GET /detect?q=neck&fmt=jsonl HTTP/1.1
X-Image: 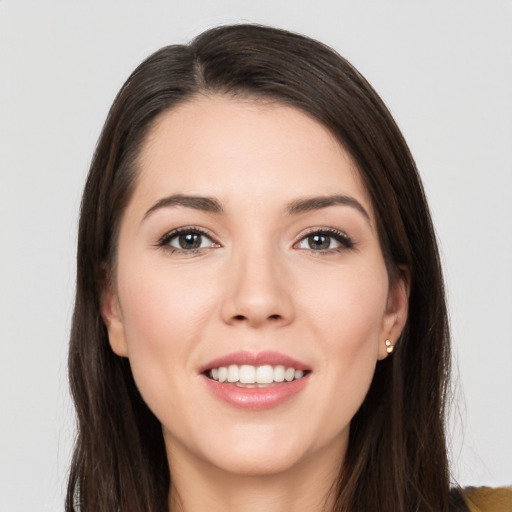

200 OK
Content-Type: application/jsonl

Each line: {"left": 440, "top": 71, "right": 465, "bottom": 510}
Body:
{"left": 166, "top": 440, "right": 344, "bottom": 512}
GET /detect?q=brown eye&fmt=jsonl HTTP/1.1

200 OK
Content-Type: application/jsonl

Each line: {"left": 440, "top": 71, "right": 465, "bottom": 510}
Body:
{"left": 164, "top": 229, "right": 217, "bottom": 251}
{"left": 295, "top": 229, "right": 354, "bottom": 252}
{"left": 176, "top": 233, "right": 203, "bottom": 250}
{"left": 307, "top": 234, "right": 331, "bottom": 250}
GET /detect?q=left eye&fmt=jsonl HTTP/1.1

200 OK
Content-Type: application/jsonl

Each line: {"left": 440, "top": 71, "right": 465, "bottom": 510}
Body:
{"left": 295, "top": 231, "right": 353, "bottom": 251}
{"left": 165, "top": 231, "right": 216, "bottom": 251}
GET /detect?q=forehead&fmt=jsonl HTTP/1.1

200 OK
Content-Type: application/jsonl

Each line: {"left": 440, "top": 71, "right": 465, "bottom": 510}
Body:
{"left": 133, "top": 95, "right": 373, "bottom": 216}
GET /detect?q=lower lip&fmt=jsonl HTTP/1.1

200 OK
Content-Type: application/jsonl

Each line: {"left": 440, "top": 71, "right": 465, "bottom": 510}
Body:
{"left": 202, "top": 374, "right": 310, "bottom": 411}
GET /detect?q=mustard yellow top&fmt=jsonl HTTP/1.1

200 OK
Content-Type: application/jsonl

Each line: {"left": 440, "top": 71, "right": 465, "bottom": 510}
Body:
{"left": 463, "top": 486, "right": 512, "bottom": 512}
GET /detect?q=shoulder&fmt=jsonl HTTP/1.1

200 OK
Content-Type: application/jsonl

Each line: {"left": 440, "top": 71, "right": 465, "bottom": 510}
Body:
{"left": 462, "top": 486, "right": 512, "bottom": 512}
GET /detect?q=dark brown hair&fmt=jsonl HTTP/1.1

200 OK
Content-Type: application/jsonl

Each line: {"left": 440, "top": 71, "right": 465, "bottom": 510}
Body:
{"left": 67, "top": 24, "right": 458, "bottom": 512}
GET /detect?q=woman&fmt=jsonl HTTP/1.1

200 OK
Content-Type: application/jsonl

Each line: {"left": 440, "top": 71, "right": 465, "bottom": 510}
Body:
{"left": 66, "top": 24, "right": 508, "bottom": 511}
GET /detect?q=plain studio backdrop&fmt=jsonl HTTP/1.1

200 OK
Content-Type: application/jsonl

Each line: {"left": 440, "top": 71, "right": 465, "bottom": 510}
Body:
{"left": 1, "top": 2, "right": 511, "bottom": 511}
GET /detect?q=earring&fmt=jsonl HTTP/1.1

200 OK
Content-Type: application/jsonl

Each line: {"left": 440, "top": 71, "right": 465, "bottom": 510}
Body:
{"left": 385, "top": 339, "right": 394, "bottom": 354}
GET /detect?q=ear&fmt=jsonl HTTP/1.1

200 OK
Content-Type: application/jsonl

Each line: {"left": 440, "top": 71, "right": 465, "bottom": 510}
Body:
{"left": 378, "top": 268, "right": 410, "bottom": 360}
{"left": 101, "top": 279, "right": 129, "bottom": 357}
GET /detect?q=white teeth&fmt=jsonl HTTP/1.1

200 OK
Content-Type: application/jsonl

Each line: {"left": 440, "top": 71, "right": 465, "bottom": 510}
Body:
{"left": 218, "top": 367, "right": 228, "bottom": 383}
{"left": 239, "top": 365, "right": 256, "bottom": 384}
{"left": 255, "top": 365, "right": 273, "bottom": 384}
{"left": 274, "top": 365, "right": 285, "bottom": 382}
{"left": 227, "top": 364, "right": 239, "bottom": 382}
{"left": 284, "top": 367, "right": 295, "bottom": 382}
{"left": 208, "top": 364, "right": 306, "bottom": 384}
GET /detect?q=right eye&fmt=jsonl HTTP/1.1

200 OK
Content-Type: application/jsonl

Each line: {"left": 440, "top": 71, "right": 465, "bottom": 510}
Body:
{"left": 158, "top": 228, "right": 219, "bottom": 253}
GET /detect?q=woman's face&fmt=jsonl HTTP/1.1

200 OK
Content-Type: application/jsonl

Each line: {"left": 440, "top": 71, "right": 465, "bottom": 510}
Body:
{"left": 103, "top": 96, "right": 408, "bottom": 479}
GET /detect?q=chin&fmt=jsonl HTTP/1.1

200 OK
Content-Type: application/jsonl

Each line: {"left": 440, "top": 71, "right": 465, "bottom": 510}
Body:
{"left": 207, "top": 445, "right": 308, "bottom": 477}
{"left": 189, "top": 421, "right": 346, "bottom": 479}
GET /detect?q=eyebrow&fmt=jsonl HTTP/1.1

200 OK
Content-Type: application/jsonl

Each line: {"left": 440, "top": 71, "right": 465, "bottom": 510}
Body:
{"left": 142, "top": 193, "right": 370, "bottom": 222}
{"left": 286, "top": 195, "right": 370, "bottom": 221}
{"left": 143, "top": 194, "right": 224, "bottom": 220}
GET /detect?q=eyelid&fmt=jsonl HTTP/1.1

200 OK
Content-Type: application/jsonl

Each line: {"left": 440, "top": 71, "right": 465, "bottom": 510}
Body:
{"left": 156, "top": 225, "right": 221, "bottom": 251}
{"left": 293, "top": 227, "right": 355, "bottom": 251}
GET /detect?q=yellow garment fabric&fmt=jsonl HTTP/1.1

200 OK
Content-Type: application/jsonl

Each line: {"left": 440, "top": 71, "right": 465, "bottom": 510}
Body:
{"left": 463, "top": 486, "right": 512, "bottom": 512}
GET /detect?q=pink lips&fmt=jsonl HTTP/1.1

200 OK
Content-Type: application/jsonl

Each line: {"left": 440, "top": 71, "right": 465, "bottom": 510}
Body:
{"left": 200, "top": 350, "right": 311, "bottom": 411}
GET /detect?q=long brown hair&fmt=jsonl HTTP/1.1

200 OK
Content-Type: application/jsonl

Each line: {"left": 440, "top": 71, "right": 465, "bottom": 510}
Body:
{"left": 67, "top": 24, "right": 458, "bottom": 511}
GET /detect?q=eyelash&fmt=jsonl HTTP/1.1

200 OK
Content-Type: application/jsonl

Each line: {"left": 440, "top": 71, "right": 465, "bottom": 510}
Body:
{"left": 294, "top": 227, "right": 355, "bottom": 254}
{"left": 156, "top": 226, "right": 355, "bottom": 255}
{"left": 156, "top": 226, "right": 218, "bottom": 255}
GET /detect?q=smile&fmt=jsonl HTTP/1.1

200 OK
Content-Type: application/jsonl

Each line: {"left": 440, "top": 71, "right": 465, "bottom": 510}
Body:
{"left": 201, "top": 351, "right": 311, "bottom": 410}
{"left": 207, "top": 364, "right": 306, "bottom": 386}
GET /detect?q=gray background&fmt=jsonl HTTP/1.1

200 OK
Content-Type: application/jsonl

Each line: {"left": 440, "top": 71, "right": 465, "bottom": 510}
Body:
{"left": 1, "top": 1, "right": 511, "bottom": 510}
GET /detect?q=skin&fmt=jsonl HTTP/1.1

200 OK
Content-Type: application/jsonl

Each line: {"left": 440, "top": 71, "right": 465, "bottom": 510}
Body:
{"left": 102, "top": 96, "right": 408, "bottom": 512}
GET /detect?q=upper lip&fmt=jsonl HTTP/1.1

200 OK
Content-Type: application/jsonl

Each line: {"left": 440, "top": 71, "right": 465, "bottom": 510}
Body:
{"left": 199, "top": 350, "right": 310, "bottom": 373}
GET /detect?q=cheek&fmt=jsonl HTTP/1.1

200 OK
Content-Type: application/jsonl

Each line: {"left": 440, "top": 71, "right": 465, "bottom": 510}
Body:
{"left": 299, "top": 261, "right": 389, "bottom": 346}
{"left": 297, "top": 262, "right": 388, "bottom": 429}
{"left": 119, "top": 260, "right": 215, "bottom": 347}
{"left": 114, "top": 262, "right": 217, "bottom": 409}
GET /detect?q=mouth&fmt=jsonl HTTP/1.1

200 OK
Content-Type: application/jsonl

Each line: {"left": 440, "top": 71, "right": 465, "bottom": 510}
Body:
{"left": 204, "top": 364, "right": 309, "bottom": 387}
{"left": 200, "top": 351, "right": 311, "bottom": 410}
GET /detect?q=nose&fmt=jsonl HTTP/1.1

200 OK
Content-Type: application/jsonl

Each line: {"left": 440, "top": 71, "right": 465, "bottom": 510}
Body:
{"left": 220, "top": 247, "right": 295, "bottom": 328}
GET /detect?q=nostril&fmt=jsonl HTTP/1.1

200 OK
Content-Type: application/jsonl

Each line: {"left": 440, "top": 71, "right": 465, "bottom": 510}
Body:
{"left": 268, "top": 314, "right": 281, "bottom": 320}
{"left": 234, "top": 315, "right": 245, "bottom": 321}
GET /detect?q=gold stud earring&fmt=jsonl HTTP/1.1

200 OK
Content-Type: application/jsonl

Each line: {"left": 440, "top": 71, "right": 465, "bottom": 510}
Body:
{"left": 385, "top": 339, "right": 394, "bottom": 354}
